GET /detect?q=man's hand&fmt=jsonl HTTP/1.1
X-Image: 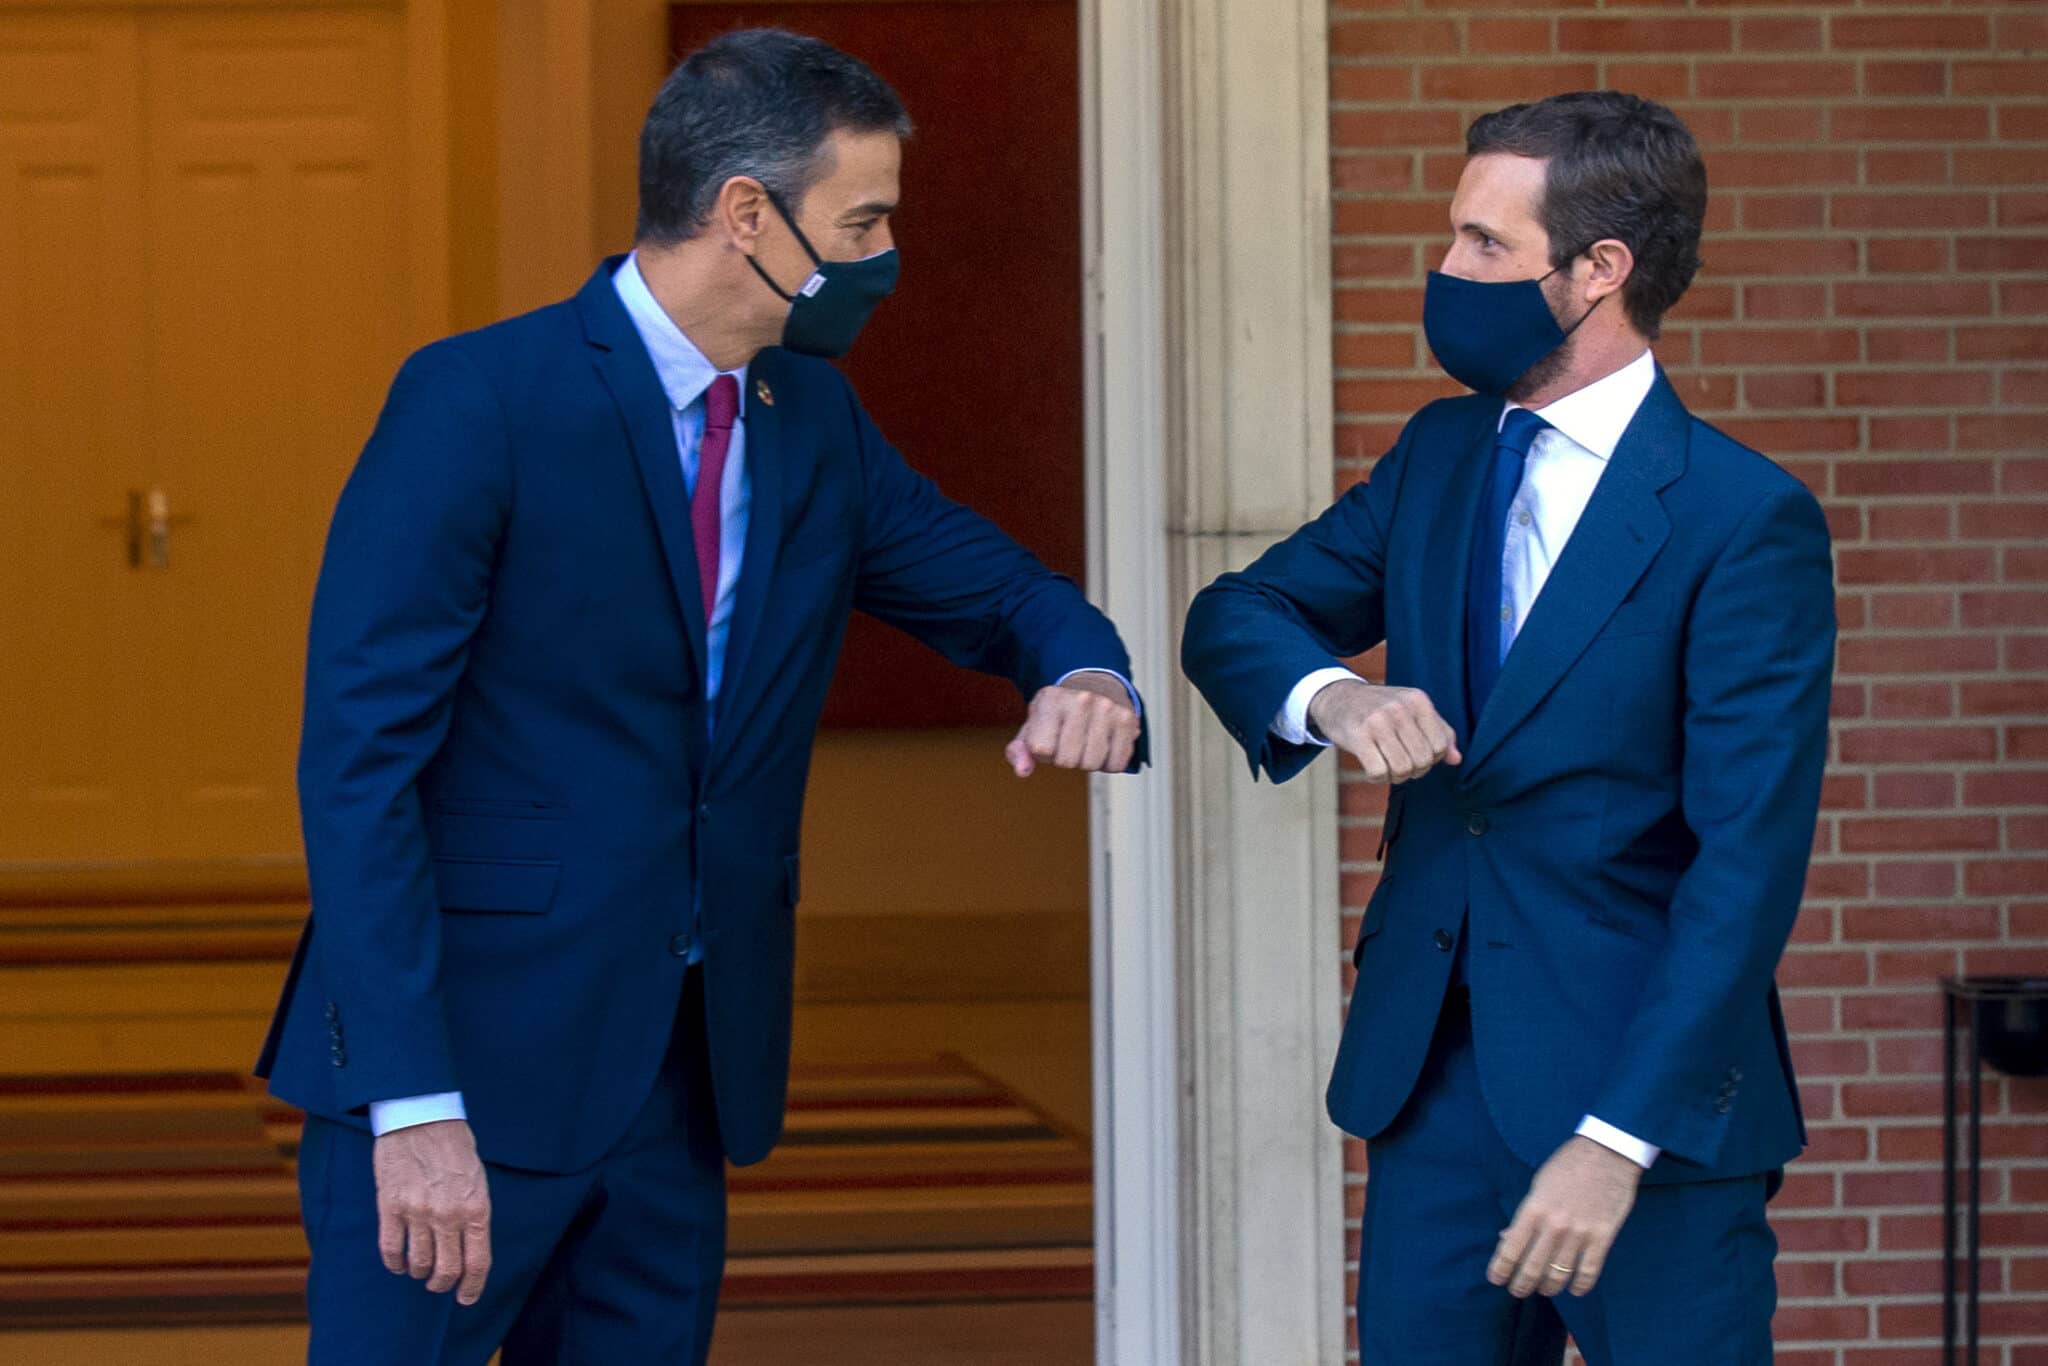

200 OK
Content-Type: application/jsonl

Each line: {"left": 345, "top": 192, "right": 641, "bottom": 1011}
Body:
{"left": 1307, "top": 679, "right": 1461, "bottom": 783}
{"left": 373, "top": 1119, "right": 493, "bottom": 1306}
{"left": 1488, "top": 1135, "right": 1643, "bottom": 1299}
{"left": 1006, "top": 674, "right": 1140, "bottom": 776}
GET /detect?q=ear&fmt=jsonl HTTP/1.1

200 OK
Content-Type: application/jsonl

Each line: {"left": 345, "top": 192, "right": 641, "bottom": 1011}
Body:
{"left": 1579, "top": 237, "right": 1635, "bottom": 305}
{"left": 716, "top": 176, "right": 773, "bottom": 255}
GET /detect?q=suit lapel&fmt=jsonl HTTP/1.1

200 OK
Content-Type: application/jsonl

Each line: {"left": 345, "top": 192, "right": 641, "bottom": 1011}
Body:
{"left": 1461, "top": 371, "right": 1688, "bottom": 778}
{"left": 576, "top": 261, "right": 709, "bottom": 677}
{"left": 1425, "top": 409, "right": 1505, "bottom": 744}
{"left": 710, "top": 352, "right": 790, "bottom": 755}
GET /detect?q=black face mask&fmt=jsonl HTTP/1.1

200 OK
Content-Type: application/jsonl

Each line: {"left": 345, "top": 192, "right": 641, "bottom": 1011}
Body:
{"left": 745, "top": 192, "right": 899, "bottom": 359}
{"left": 1422, "top": 263, "right": 1601, "bottom": 397}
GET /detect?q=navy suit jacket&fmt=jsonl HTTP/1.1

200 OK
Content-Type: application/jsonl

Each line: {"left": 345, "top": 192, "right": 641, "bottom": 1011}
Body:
{"left": 258, "top": 260, "right": 1142, "bottom": 1173}
{"left": 1182, "top": 373, "right": 1834, "bottom": 1183}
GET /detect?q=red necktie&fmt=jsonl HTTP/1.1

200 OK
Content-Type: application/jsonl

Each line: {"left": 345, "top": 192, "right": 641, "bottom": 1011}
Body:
{"left": 692, "top": 374, "right": 740, "bottom": 623}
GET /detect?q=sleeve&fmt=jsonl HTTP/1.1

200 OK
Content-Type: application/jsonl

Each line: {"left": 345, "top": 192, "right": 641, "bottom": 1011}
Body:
{"left": 1180, "top": 416, "right": 1421, "bottom": 784}
{"left": 1585, "top": 484, "right": 1837, "bottom": 1165}
{"left": 844, "top": 383, "right": 1147, "bottom": 769}
{"left": 295, "top": 342, "right": 512, "bottom": 1113}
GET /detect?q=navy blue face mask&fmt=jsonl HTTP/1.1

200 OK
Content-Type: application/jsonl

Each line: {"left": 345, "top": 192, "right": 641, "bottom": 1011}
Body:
{"left": 746, "top": 191, "right": 899, "bottom": 359}
{"left": 1422, "top": 266, "right": 1600, "bottom": 397}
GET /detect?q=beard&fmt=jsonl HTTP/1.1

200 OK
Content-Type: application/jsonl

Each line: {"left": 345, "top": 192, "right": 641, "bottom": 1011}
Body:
{"left": 1505, "top": 271, "right": 1590, "bottom": 404}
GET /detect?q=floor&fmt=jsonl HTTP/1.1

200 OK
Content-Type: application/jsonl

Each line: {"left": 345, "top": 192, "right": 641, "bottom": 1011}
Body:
{"left": 0, "top": 957, "right": 1096, "bottom": 1365}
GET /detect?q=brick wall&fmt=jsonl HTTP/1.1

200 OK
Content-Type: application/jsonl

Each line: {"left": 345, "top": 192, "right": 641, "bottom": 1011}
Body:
{"left": 1327, "top": 2, "right": 2048, "bottom": 1360}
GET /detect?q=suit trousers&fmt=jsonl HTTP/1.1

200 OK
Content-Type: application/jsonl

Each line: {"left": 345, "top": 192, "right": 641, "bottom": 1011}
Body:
{"left": 299, "top": 971, "right": 727, "bottom": 1366}
{"left": 1357, "top": 989, "right": 1778, "bottom": 1366}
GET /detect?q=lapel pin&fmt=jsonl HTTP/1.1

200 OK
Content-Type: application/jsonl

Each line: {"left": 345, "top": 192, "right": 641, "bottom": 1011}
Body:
{"left": 754, "top": 378, "right": 775, "bottom": 407}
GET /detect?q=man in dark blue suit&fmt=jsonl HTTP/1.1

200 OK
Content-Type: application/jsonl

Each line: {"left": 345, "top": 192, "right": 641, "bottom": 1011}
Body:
{"left": 1183, "top": 93, "right": 1834, "bottom": 1364}
{"left": 256, "top": 30, "right": 1144, "bottom": 1364}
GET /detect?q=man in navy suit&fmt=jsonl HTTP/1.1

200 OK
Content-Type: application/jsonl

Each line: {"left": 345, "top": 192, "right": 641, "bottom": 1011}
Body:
{"left": 1183, "top": 93, "right": 1834, "bottom": 1364}
{"left": 257, "top": 30, "right": 1144, "bottom": 1364}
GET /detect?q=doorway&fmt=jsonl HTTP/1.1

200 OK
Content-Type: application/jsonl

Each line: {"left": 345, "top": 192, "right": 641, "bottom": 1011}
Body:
{"left": 665, "top": 6, "right": 1096, "bottom": 1361}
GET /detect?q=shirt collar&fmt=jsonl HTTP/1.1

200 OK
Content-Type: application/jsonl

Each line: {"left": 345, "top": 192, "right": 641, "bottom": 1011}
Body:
{"left": 612, "top": 251, "right": 749, "bottom": 414}
{"left": 1501, "top": 348, "right": 1657, "bottom": 462}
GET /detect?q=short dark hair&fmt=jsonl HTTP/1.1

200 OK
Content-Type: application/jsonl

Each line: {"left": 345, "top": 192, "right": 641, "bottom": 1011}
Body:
{"left": 1466, "top": 91, "right": 1706, "bottom": 339}
{"left": 637, "top": 29, "right": 912, "bottom": 247}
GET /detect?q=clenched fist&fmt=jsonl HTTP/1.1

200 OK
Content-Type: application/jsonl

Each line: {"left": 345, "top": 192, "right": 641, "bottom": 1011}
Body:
{"left": 1307, "top": 679, "right": 1461, "bottom": 784}
{"left": 1005, "top": 673, "right": 1141, "bottom": 777}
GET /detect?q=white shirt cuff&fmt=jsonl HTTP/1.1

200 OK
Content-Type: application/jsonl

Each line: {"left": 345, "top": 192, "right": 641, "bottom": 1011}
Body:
{"left": 1058, "top": 668, "right": 1143, "bottom": 720}
{"left": 1271, "top": 667, "right": 1361, "bottom": 746}
{"left": 1576, "top": 1115, "right": 1660, "bottom": 1169}
{"left": 369, "top": 1091, "right": 468, "bottom": 1137}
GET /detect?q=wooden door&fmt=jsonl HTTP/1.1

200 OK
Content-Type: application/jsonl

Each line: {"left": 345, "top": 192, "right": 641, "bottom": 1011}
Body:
{"left": 0, "top": 14, "right": 155, "bottom": 861}
{"left": 0, "top": 4, "right": 412, "bottom": 870}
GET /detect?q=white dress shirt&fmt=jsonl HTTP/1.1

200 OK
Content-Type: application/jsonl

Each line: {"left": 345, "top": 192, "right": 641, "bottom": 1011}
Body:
{"left": 370, "top": 256, "right": 1138, "bottom": 1139}
{"left": 1272, "top": 349, "right": 1664, "bottom": 1169}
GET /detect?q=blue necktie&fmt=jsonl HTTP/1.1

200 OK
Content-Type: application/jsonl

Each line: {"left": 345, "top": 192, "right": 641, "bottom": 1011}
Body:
{"left": 1465, "top": 408, "right": 1548, "bottom": 726}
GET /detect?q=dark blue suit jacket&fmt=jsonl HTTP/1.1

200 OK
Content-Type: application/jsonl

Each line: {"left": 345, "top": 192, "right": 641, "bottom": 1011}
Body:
{"left": 1182, "top": 373, "right": 1834, "bottom": 1183}
{"left": 258, "top": 260, "right": 1142, "bottom": 1173}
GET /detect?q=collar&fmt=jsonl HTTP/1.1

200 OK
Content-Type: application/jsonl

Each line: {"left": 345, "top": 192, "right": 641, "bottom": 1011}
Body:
{"left": 1501, "top": 348, "right": 1657, "bottom": 462}
{"left": 612, "top": 252, "right": 749, "bottom": 413}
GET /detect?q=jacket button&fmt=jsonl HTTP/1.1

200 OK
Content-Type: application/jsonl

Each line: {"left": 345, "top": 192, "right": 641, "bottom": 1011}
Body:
{"left": 1729, "top": 1068, "right": 1743, "bottom": 1083}
{"left": 669, "top": 934, "right": 694, "bottom": 958}
{"left": 324, "top": 1003, "right": 339, "bottom": 1023}
{"left": 330, "top": 1050, "right": 347, "bottom": 1068}
{"left": 1714, "top": 1096, "right": 1732, "bottom": 1114}
{"left": 1433, "top": 929, "right": 1454, "bottom": 952}
{"left": 1465, "top": 813, "right": 1488, "bottom": 836}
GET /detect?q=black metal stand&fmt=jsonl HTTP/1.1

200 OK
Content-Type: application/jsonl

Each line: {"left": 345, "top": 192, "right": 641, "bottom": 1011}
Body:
{"left": 1942, "top": 976, "right": 2048, "bottom": 1366}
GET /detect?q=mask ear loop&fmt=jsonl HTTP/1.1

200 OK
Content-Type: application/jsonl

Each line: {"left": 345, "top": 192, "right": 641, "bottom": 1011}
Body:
{"left": 743, "top": 186, "right": 827, "bottom": 303}
{"left": 1543, "top": 250, "right": 1606, "bottom": 341}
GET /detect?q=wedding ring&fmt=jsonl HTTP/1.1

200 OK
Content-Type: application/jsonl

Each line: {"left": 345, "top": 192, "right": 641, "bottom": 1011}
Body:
{"left": 1547, "top": 1263, "right": 1574, "bottom": 1275}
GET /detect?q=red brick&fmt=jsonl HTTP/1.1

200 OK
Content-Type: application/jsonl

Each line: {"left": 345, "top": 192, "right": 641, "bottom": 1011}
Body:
{"left": 1772, "top": 1215, "right": 1871, "bottom": 1254}
{"left": 1334, "top": 285, "right": 1424, "bottom": 325}
{"left": 1874, "top": 1033, "right": 1948, "bottom": 1074}
{"left": 1328, "top": 63, "right": 1417, "bottom": 105}
{"left": 2017, "top": 727, "right": 2048, "bottom": 760}
{"left": 2001, "top": 106, "right": 2048, "bottom": 143}
{"left": 1955, "top": 60, "right": 2048, "bottom": 98}
{"left": 1963, "top": 769, "right": 2048, "bottom": 806}
{"left": 1844, "top": 1166, "right": 1945, "bottom": 1207}
{"left": 1842, "top": 1257, "right": 1944, "bottom": 1298}
{"left": 2003, "top": 368, "right": 2048, "bottom": 407}
{"left": 1963, "top": 680, "right": 2048, "bottom": 715}
{"left": 1873, "top": 859, "right": 1959, "bottom": 899}
{"left": 1790, "top": 1036, "right": 1871, "bottom": 1077}
{"left": 1467, "top": 19, "right": 1553, "bottom": 55}
{"left": 1867, "top": 329, "right": 1953, "bottom": 367}
{"left": 1867, "top": 415, "right": 1955, "bottom": 452}
{"left": 1331, "top": 153, "right": 1418, "bottom": 195}
{"left": 1711, "top": 237, "right": 1861, "bottom": 278}
{"left": 1873, "top": 947, "right": 1963, "bottom": 984}
{"left": 1803, "top": 1123, "right": 1870, "bottom": 1163}
{"left": 1603, "top": 61, "right": 1690, "bottom": 101}
{"left": 1837, "top": 280, "right": 1996, "bottom": 318}
{"left": 1864, "top": 502, "right": 1954, "bottom": 539}
{"left": 1956, "top": 148, "right": 2048, "bottom": 188}
{"left": 1960, "top": 591, "right": 2048, "bottom": 628}
{"left": 1959, "top": 413, "right": 2048, "bottom": 450}
{"left": 1835, "top": 547, "right": 1996, "bottom": 585}
{"left": 1957, "top": 325, "right": 2048, "bottom": 363}
{"left": 1714, "top": 150, "right": 1858, "bottom": 190}
{"left": 1866, "top": 237, "right": 1950, "bottom": 276}
{"left": 1998, "top": 192, "right": 2048, "bottom": 230}
{"left": 1716, "top": 415, "right": 1859, "bottom": 452}
{"left": 1697, "top": 61, "right": 1855, "bottom": 100}
{"left": 1832, "top": 191, "right": 1989, "bottom": 232}
{"left": 1330, "top": 109, "right": 1465, "bottom": 151}
{"left": 1836, "top": 370, "right": 1996, "bottom": 409}
{"left": 1867, "top": 147, "right": 1953, "bottom": 188}
{"left": 1745, "top": 372, "right": 1826, "bottom": 410}
{"left": 1965, "top": 860, "right": 2048, "bottom": 896}
{"left": 1558, "top": 16, "right": 1732, "bottom": 53}
{"left": 1772, "top": 1303, "right": 1870, "bottom": 1341}
{"left": 1834, "top": 105, "right": 1992, "bottom": 144}
{"left": 1863, "top": 61, "right": 1950, "bottom": 99}
{"left": 1417, "top": 62, "right": 1599, "bottom": 103}
{"left": 1335, "top": 378, "right": 1464, "bottom": 414}
{"left": 1844, "top": 903, "right": 2002, "bottom": 939}
{"left": 1842, "top": 991, "right": 1934, "bottom": 1031}
{"left": 1958, "top": 236, "right": 2048, "bottom": 273}
{"left": 1333, "top": 195, "right": 1442, "bottom": 236}
{"left": 1700, "top": 325, "right": 1859, "bottom": 366}
{"left": 1330, "top": 18, "right": 1459, "bottom": 57}
{"left": 1831, "top": 14, "right": 1991, "bottom": 52}
{"left": 1868, "top": 596, "right": 1957, "bottom": 633}
{"left": 1738, "top": 17, "right": 1823, "bottom": 55}
{"left": 1996, "top": 13, "right": 2048, "bottom": 51}
{"left": 1962, "top": 502, "right": 2048, "bottom": 540}
{"left": 1780, "top": 949, "right": 1871, "bottom": 989}
{"left": 1835, "top": 724, "right": 1999, "bottom": 763}
{"left": 1334, "top": 331, "right": 1417, "bottom": 371}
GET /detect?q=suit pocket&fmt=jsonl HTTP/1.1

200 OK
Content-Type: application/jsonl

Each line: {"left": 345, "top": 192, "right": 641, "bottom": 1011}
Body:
{"left": 433, "top": 856, "right": 561, "bottom": 914}
{"left": 1351, "top": 878, "right": 1393, "bottom": 968}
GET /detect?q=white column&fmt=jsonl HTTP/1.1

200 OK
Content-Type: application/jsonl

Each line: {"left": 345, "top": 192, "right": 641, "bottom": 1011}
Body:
{"left": 1087, "top": 0, "right": 1343, "bottom": 1360}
